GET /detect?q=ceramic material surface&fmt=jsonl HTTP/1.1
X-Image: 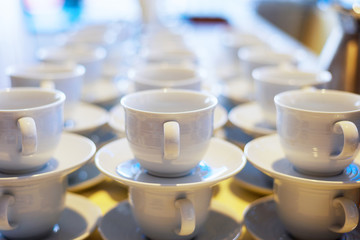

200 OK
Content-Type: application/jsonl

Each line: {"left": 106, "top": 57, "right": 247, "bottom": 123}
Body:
{"left": 233, "top": 161, "right": 273, "bottom": 195}
{"left": 128, "top": 64, "right": 202, "bottom": 91}
{"left": 0, "top": 192, "right": 102, "bottom": 240}
{"left": 108, "top": 104, "right": 228, "bottom": 136}
{"left": 121, "top": 89, "right": 218, "bottom": 177}
{"left": 275, "top": 89, "right": 360, "bottom": 176}
{"left": 63, "top": 102, "right": 109, "bottom": 135}
{"left": 244, "top": 134, "right": 360, "bottom": 188}
{"left": 252, "top": 66, "right": 332, "bottom": 127}
{"left": 99, "top": 200, "right": 242, "bottom": 240}
{"left": 95, "top": 137, "right": 246, "bottom": 190}
{"left": 67, "top": 162, "right": 106, "bottom": 192}
{"left": 244, "top": 196, "right": 360, "bottom": 240}
{"left": 228, "top": 102, "right": 276, "bottom": 138}
{"left": 0, "top": 87, "right": 65, "bottom": 173}
{"left": 221, "top": 77, "right": 254, "bottom": 104}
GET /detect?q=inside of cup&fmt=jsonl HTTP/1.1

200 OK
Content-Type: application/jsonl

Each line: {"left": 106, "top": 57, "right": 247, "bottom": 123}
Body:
{"left": 135, "top": 67, "right": 196, "bottom": 81}
{"left": 0, "top": 89, "right": 64, "bottom": 110}
{"left": 275, "top": 90, "right": 360, "bottom": 112}
{"left": 122, "top": 90, "right": 217, "bottom": 113}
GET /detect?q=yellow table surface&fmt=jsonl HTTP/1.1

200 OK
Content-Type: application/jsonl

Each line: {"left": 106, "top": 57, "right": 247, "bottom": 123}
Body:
{"left": 79, "top": 171, "right": 265, "bottom": 240}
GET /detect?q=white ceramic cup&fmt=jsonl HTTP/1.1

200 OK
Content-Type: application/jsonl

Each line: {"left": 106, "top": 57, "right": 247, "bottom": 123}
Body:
{"left": 129, "top": 186, "right": 212, "bottom": 240}
{"left": 253, "top": 66, "right": 332, "bottom": 127}
{"left": 129, "top": 64, "right": 202, "bottom": 91}
{"left": 0, "top": 87, "right": 65, "bottom": 173}
{"left": 36, "top": 44, "right": 107, "bottom": 83}
{"left": 274, "top": 179, "right": 359, "bottom": 240}
{"left": 0, "top": 176, "right": 67, "bottom": 239}
{"left": 7, "top": 62, "right": 85, "bottom": 119}
{"left": 275, "top": 89, "right": 360, "bottom": 176}
{"left": 121, "top": 89, "right": 218, "bottom": 177}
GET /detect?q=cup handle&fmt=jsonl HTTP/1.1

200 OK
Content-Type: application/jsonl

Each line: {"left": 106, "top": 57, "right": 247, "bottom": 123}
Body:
{"left": 40, "top": 80, "right": 55, "bottom": 89}
{"left": 17, "top": 117, "right": 37, "bottom": 156}
{"left": 329, "top": 197, "right": 359, "bottom": 233}
{"left": 163, "top": 121, "right": 180, "bottom": 161}
{"left": 0, "top": 194, "right": 16, "bottom": 230}
{"left": 174, "top": 198, "right": 195, "bottom": 236}
{"left": 330, "top": 121, "right": 359, "bottom": 160}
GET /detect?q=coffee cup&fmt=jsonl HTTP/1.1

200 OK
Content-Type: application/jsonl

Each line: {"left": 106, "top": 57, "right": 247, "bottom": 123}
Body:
{"left": 121, "top": 89, "right": 218, "bottom": 177}
{"left": 274, "top": 179, "right": 359, "bottom": 240}
{"left": 274, "top": 89, "right": 360, "bottom": 176}
{"left": 0, "top": 87, "right": 65, "bottom": 173}
{"left": 7, "top": 62, "right": 85, "bottom": 119}
{"left": 36, "top": 44, "right": 107, "bottom": 83}
{"left": 128, "top": 64, "right": 202, "bottom": 91}
{"left": 253, "top": 65, "right": 332, "bottom": 127}
{"left": 129, "top": 186, "right": 212, "bottom": 240}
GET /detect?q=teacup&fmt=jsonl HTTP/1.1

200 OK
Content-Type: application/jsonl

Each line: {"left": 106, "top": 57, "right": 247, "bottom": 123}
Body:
{"left": 0, "top": 176, "right": 67, "bottom": 239}
{"left": 36, "top": 44, "right": 107, "bottom": 83}
{"left": 129, "top": 186, "right": 212, "bottom": 240}
{"left": 274, "top": 179, "right": 359, "bottom": 240}
{"left": 253, "top": 66, "right": 332, "bottom": 127}
{"left": 128, "top": 64, "right": 202, "bottom": 91}
{"left": 0, "top": 87, "right": 65, "bottom": 173}
{"left": 121, "top": 89, "right": 218, "bottom": 177}
{"left": 275, "top": 89, "right": 360, "bottom": 176}
{"left": 7, "top": 62, "right": 85, "bottom": 119}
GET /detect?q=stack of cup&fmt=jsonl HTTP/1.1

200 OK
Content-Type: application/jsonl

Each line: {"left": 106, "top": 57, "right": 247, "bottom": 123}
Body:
{"left": 96, "top": 88, "right": 246, "bottom": 240}
{"left": 0, "top": 87, "right": 96, "bottom": 239}
{"left": 245, "top": 88, "right": 360, "bottom": 240}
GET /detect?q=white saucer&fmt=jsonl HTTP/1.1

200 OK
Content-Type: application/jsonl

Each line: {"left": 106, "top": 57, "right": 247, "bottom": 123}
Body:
{"left": 98, "top": 200, "right": 242, "bottom": 240}
{"left": 81, "top": 79, "right": 126, "bottom": 107}
{"left": 64, "top": 102, "right": 109, "bottom": 135}
{"left": 108, "top": 104, "right": 228, "bottom": 135}
{"left": 244, "top": 195, "right": 360, "bottom": 240}
{"left": 233, "top": 161, "right": 273, "bottom": 195}
{"left": 67, "top": 162, "right": 106, "bottom": 192}
{"left": 221, "top": 77, "right": 254, "bottom": 104}
{"left": 95, "top": 137, "right": 246, "bottom": 190}
{"left": 245, "top": 134, "right": 360, "bottom": 188}
{"left": 228, "top": 102, "right": 276, "bottom": 138}
{"left": 0, "top": 132, "right": 96, "bottom": 184}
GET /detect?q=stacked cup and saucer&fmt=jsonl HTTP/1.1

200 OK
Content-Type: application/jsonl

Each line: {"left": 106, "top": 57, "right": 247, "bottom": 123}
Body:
{"left": 95, "top": 88, "right": 247, "bottom": 240}
{"left": 244, "top": 89, "right": 360, "bottom": 240}
{"left": 0, "top": 87, "right": 98, "bottom": 239}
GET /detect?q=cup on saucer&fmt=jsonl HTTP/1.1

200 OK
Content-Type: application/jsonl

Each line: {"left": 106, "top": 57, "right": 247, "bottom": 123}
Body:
{"left": 36, "top": 44, "right": 107, "bottom": 83}
{"left": 128, "top": 64, "right": 203, "bottom": 91}
{"left": 7, "top": 62, "right": 85, "bottom": 121}
{"left": 0, "top": 87, "right": 65, "bottom": 173}
{"left": 121, "top": 89, "right": 218, "bottom": 177}
{"left": 275, "top": 89, "right": 360, "bottom": 176}
{"left": 252, "top": 65, "right": 332, "bottom": 128}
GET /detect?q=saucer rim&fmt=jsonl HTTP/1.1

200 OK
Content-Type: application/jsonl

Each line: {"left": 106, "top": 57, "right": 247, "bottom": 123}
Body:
{"left": 81, "top": 80, "right": 124, "bottom": 105}
{"left": 67, "top": 163, "right": 106, "bottom": 192}
{"left": 64, "top": 101, "right": 109, "bottom": 134}
{"left": 98, "top": 199, "right": 243, "bottom": 240}
{"left": 228, "top": 101, "right": 276, "bottom": 137}
{"left": 245, "top": 134, "right": 360, "bottom": 188}
{"left": 0, "top": 132, "right": 96, "bottom": 184}
{"left": 95, "top": 137, "right": 246, "bottom": 190}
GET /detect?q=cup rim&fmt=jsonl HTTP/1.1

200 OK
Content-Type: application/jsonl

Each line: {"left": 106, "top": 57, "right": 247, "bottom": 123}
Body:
{"left": 6, "top": 62, "right": 85, "bottom": 81}
{"left": 0, "top": 87, "right": 66, "bottom": 112}
{"left": 120, "top": 89, "right": 218, "bottom": 114}
{"left": 274, "top": 89, "right": 360, "bottom": 114}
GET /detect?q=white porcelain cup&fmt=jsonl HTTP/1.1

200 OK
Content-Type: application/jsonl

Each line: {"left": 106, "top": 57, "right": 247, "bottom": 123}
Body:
{"left": 0, "top": 176, "right": 67, "bottom": 239}
{"left": 0, "top": 87, "right": 65, "bottom": 173}
{"left": 253, "top": 66, "right": 332, "bottom": 127}
{"left": 129, "top": 186, "right": 212, "bottom": 240}
{"left": 275, "top": 89, "right": 360, "bottom": 176}
{"left": 129, "top": 64, "right": 202, "bottom": 91}
{"left": 121, "top": 89, "right": 218, "bottom": 177}
{"left": 274, "top": 179, "right": 359, "bottom": 240}
{"left": 7, "top": 62, "right": 85, "bottom": 119}
{"left": 36, "top": 44, "right": 107, "bottom": 83}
